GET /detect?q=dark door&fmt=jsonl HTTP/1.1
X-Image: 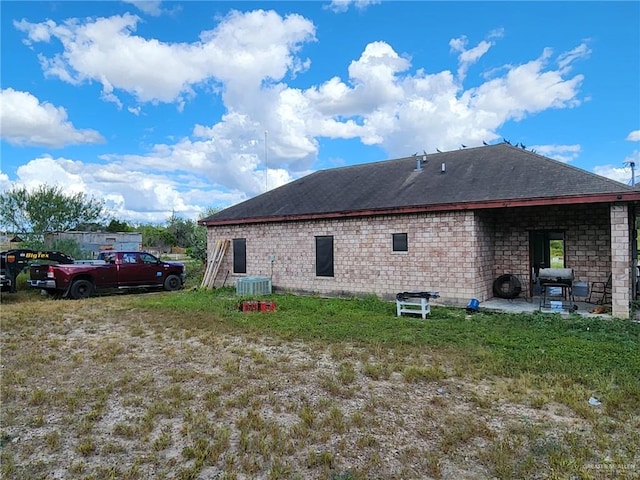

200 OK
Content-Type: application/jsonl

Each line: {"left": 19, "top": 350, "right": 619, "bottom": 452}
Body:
{"left": 529, "top": 231, "right": 565, "bottom": 294}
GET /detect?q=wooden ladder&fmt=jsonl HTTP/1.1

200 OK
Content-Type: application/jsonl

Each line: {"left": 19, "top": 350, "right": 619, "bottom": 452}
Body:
{"left": 201, "top": 239, "right": 229, "bottom": 289}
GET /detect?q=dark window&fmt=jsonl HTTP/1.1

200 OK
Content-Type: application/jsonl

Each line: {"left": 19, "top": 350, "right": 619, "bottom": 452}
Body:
{"left": 233, "top": 238, "right": 247, "bottom": 274}
{"left": 315, "top": 236, "right": 334, "bottom": 277}
{"left": 392, "top": 233, "right": 408, "bottom": 252}
{"left": 140, "top": 253, "right": 157, "bottom": 264}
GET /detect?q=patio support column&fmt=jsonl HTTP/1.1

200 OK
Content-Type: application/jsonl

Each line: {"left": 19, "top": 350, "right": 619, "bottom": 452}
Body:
{"left": 610, "top": 204, "right": 630, "bottom": 319}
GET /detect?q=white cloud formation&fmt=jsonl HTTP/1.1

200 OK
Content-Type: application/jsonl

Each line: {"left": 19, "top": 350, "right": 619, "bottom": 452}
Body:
{"left": 450, "top": 35, "right": 499, "bottom": 82}
{"left": 557, "top": 43, "right": 591, "bottom": 72}
{"left": 627, "top": 130, "right": 640, "bottom": 142}
{"left": 586, "top": 140, "right": 640, "bottom": 185}
{"left": 8, "top": 155, "right": 230, "bottom": 223}
{"left": 530, "top": 144, "right": 581, "bottom": 164}
{"left": 0, "top": 88, "right": 105, "bottom": 147}
{"left": 298, "top": 40, "right": 589, "bottom": 156}
{"left": 121, "top": 0, "right": 164, "bottom": 16}
{"left": 0, "top": 171, "right": 11, "bottom": 192}
{"left": 594, "top": 155, "right": 640, "bottom": 185}
{"left": 6, "top": 9, "right": 597, "bottom": 222}
{"left": 325, "top": 0, "right": 381, "bottom": 14}
{"left": 14, "top": 11, "right": 316, "bottom": 105}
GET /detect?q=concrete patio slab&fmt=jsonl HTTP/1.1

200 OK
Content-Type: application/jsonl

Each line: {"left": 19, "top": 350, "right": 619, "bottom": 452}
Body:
{"left": 478, "top": 296, "right": 613, "bottom": 318}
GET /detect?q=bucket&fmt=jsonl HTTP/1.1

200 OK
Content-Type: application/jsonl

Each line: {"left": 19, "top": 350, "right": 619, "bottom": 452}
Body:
{"left": 466, "top": 298, "right": 480, "bottom": 313}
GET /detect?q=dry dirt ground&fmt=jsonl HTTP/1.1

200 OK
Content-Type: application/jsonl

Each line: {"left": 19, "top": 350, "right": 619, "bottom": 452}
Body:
{"left": 1, "top": 294, "right": 638, "bottom": 480}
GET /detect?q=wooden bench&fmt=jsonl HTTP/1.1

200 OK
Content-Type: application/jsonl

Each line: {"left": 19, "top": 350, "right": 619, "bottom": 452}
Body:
{"left": 395, "top": 291, "right": 439, "bottom": 320}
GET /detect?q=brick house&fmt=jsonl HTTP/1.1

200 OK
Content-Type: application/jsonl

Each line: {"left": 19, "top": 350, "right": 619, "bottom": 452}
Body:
{"left": 199, "top": 144, "right": 640, "bottom": 318}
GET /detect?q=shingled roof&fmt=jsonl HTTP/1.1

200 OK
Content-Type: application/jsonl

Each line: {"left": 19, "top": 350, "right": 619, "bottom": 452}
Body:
{"left": 201, "top": 143, "right": 640, "bottom": 226}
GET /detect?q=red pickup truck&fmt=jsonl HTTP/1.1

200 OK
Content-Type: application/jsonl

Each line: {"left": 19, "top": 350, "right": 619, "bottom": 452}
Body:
{"left": 29, "top": 251, "right": 186, "bottom": 299}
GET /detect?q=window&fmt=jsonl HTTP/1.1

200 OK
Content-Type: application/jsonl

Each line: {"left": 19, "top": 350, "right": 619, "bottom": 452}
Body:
{"left": 140, "top": 253, "right": 157, "bottom": 264}
{"left": 316, "top": 236, "right": 334, "bottom": 277}
{"left": 123, "top": 252, "right": 138, "bottom": 264}
{"left": 392, "top": 233, "right": 408, "bottom": 252}
{"left": 233, "top": 238, "right": 247, "bottom": 274}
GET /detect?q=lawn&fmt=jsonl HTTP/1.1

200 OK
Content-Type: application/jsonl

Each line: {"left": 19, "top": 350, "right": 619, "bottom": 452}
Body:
{"left": 1, "top": 287, "right": 639, "bottom": 479}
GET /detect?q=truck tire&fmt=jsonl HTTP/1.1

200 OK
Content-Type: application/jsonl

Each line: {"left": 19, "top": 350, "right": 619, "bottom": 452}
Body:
{"left": 70, "top": 279, "right": 94, "bottom": 299}
{"left": 164, "top": 274, "right": 181, "bottom": 291}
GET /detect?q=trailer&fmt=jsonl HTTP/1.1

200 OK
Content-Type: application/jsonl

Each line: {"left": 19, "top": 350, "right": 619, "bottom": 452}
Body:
{"left": 0, "top": 249, "right": 75, "bottom": 293}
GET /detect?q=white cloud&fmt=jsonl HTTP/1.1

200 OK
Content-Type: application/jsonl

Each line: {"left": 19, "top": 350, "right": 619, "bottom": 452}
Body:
{"left": 557, "top": 43, "right": 591, "bottom": 72}
{"left": 16, "top": 156, "right": 88, "bottom": 194}
{"left": 0, "top": 88, "right": 104, "bottom": 147}
{"left": 0, "top": 171, "right": 11, "bottom": 192}
{"left": 122, "top": 0, "right": 164, "bottom": 16}
{"left": 101, "top": 110, "right": 297, "bottom": 198}
{"left": 594, "top": 155, "right": 640, "bottom": 185}
{"left": 529, "top": 144, "right": 581, "bottom": 164}
{"left": 14, "top": 11, "right": 316, "bottom": 105}
{"left": 450, "top": 35, "right": 497, "bottom": 82}
{"left": 12, "top": 11, "right": 588, "bottom": 165}
{"left": 325, "top": 0, "right": 381, "bottom": 13}
{"left": 627, "top": 130, "right": 640, "bottom": 142}
{"left": 296, "top": 39, "right": 587, "bottom": 157}
{"left": 6, "top": 10, "right": 595, "bottom": 221}
{"left": 9, "top": 155, "right": 229, "bottom": 223}
{"left": 461, "top": 47, "right": 584, "bottom": 125}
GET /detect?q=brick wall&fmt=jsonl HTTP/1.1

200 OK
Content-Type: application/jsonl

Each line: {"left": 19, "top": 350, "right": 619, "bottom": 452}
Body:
{"left": 208, "top": 211, "right": 479, "bottom": 305}
{"left": 610, "top": 204, "right": 630, "bottom": 318}
{"left": 207, "top": 202, "right": 619, "bottom": 307}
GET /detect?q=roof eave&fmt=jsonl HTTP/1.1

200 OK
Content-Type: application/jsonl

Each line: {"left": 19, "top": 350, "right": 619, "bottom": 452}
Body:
{"left": 199, "top": 192, "right": 640, "bottom": 227}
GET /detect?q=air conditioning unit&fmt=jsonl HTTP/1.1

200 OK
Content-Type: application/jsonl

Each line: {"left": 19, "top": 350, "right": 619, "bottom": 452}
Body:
{"left": 236, "top": 276, "right": 272, "bottom": 296}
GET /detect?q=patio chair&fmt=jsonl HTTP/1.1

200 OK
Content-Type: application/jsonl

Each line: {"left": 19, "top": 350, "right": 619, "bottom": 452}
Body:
{"left": 588, "top": 273, "right": 612, "bottom": 305}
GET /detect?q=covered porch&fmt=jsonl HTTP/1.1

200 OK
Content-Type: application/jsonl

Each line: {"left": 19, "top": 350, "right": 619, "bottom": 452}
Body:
{"left": 477, "top": 202, "right": 638, "bottom": 319}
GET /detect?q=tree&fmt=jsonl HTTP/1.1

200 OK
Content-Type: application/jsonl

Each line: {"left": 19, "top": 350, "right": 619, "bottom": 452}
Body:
{"left": 0, "top": 184, "right": 106, "bottom": 237}
{"left": 138, "top": 224, "right": 174, "bottom": 253}
{"left": 105, "top": 219, "right": 134, "bottom": 233}
{"left": 186, "top": 226, "right": 207, "bottom": 262}
{"left": 166, "top": 214, "right": 198, "bottom": 248}
{"left": 20, "top": 237, "right": 88, "bottom": 259}
{"left": 188, "top": 208, "right": 220, "bottom": 262}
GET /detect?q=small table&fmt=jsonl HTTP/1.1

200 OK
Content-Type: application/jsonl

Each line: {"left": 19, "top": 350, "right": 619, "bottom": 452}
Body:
{"left": 396, "top": 291, "right": 440, "bottom": 319}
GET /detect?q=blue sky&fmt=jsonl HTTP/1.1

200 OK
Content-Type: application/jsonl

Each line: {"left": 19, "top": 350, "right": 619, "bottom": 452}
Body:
{"left": 1, "top": 0, "right": 639, "bottom": 224}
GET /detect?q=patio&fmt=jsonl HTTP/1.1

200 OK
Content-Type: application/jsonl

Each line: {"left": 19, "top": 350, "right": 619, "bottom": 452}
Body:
{"left": 478, "top": 296, "right": 612, "bottom": 318}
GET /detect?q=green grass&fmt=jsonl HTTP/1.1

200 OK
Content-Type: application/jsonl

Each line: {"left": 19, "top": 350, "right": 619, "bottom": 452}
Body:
{"left": 2, "top": 284, "right": 639, "bottom": 479}
{"left": 136, "top": 288, "right": 640, "bottom": 412}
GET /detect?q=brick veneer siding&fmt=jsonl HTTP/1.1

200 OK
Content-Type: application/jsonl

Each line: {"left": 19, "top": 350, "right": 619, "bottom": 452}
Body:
{"left": 207, "top": 202, "right": 624, "bottom": 308}
{"left": 208, "top": 211, "right": 480, "bottom": 305}
{"left": 610, "top": 204, "right": 630, "bottom": 318}
{"left": 474, "top": 213, "right": 496, "bottom": 301}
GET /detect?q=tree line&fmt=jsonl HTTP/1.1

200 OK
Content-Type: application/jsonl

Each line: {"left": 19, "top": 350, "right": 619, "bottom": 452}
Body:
{"left": 0, "top": 184, "right": 216, "bottom": 262}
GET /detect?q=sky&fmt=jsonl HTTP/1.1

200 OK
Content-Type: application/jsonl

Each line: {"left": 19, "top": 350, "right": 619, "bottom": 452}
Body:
{"left": 1, "top": 1, "right": 639, "bottom": 225}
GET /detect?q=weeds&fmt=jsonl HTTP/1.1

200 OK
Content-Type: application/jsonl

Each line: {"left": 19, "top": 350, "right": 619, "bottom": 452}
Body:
{"left": 1, "top": 290, "right": 638, "bottom": 479}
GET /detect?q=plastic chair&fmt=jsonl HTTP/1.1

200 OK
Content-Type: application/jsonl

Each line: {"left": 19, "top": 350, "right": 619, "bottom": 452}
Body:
{"left": 588, "top": 274, "right": 612, "bottom": 305}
